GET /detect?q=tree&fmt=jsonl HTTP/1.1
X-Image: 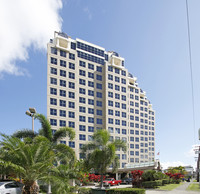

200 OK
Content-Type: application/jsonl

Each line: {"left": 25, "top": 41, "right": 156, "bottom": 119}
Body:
{"left": 80, "top": 129, "right": 127, "bottom": 189}
{"left": 0, "top": 134, "right": 56, "bottom": 194}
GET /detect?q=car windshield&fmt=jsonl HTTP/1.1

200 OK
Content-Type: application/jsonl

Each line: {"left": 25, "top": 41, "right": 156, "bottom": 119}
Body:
{"left": 0, "top": 182, "right": 5, "bottom": 186}
{"left": 105, "top": 178, "right": 113, "bottom": 181}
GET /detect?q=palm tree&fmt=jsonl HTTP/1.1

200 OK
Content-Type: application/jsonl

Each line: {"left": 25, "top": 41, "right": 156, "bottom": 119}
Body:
{"left": 80, "top": 129, "right": 127, "bottom": 189}
{"left": 0, "top": 134, "right": 56, "bottom": 194}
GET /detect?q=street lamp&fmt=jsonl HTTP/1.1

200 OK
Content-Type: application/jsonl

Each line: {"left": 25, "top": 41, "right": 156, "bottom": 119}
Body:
{"left": 25, "top": 108, "right": 36, "bottom": 132}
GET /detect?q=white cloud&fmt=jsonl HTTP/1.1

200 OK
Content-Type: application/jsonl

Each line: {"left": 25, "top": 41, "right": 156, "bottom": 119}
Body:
{"left": 161, "top": 161, "right": 188, "bottom": 170}
{"left": 83, "top": 7, "right": 92, "bottom": 20}
{"left": 0, "top": 0, "right": 63, "bottom": 76}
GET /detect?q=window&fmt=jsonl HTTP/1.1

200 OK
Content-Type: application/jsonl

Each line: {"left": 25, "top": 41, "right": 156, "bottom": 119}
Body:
{"left": 69, "top": 111, "right": 75, "bottom": 118}
{"left": 60, "top": 80, "right": 66, "bottom": 87}
{"left": 115, "top": 111, "right": 120, "bottom": 117}
{"left": 130, "top": 144, "right": 134, "bottom": 148}
{"left": 97, "top": 118, "right": 102, "bottom": 124}
{"left": 122, "top": 104, "right": 126, "bottom": 109}
{"left": 115, "top": 119, "right": 120, "bottom": 125}
{"left": 60, "top": 100, "right": 66, "bottom": 107}
{"left": 96, "top": 92, "right": 102, "bottom": 98}
{"left": 108, "top": 118, "right": 113, "bottom": 124}
{"left": 68, "top": 121, "right": 75, "bottom": 128}
{"left": 51, "top": 57, "right": 57, "bottom": 65}
{"left": 130, "top": 151, "right": 134, "bottom": 155}
{"left": 69, "top": 92, "right": 75, "bottom": 98}
{"left": 50, "top": 119, "right": 57, "bottom": 126}
{"left": 51, "top": 67, "right": 57, "bottom": 75}
{"left": 130, "top": 94, "right": 134, "bottom": 99}
{"left": 115, "top": 68, "right": 120, "bottom": 74}
{"left": 60, "top": 70, "right": 66, "bottom": 77}
{"left": 122, "top": 129, "right": 126, "bottom": 134}
{"left": 130, "top": 137, "right": 134, "bottom": 141}
{"left": 88, "top": 63, "right": 94, "bottom": 70}
{"left": 79, "top": 116, "right": 86, "bottom": 122}
{"left": 88, "top": 99, "right": 94, "bottom": 105}
{"left": 115, "top": 76, "right": 120, "bottom": 82}
{"left": 79, "top": 79, "right": 86, "bottom": 85}
{"left": 69, "top": 141, "right": 75, "bottom": 148}
{"left": 69, "top": 82, "right": 75, "bottom": 89}
{"left": 60, "top": 140, "right": 66, "bottom": 144}
{"left": 135, "top": 95, "right": 139, "bottom": 100}
{"left": 130, "top": 122, "right": 134, "bottom": 127}
{"left": 115, "top": 102, "right": 120, "bottom": 108}
{"left": 88, "top": 72, "right": 94, "bottom": 78}
{"left": 68, "top": 102, "right": 75, "bottom": 108}
{"left": 130, "top": 115, "right": 134, "bottom": 120}
{"left": 88, "top": 81, "right": 94, "bottom": 87}
{"left": 79, "top": 97, "right": 85, "bottom": 103}
{"left": 121, "top": 70, "right": 126, "bottom": 76}
{"left": 136, "top": 124, "right": 139, "bottom": 128}
{"left": 97, "top": 66, "right": 102, "bottom": 72}
{"left": 115, "top": 93, "right": 120, "bottom": 99}
{"left": 88, "top": 117, "right": 94, "bottom": 123}
{"left": 60, "top": 110, "right": 66, "bottom": 117}
{"left": 115, "top": 128, "right": 120, "bottom": 134}
{"left": 88, "top": 126, "right": 94, "bottom": 132}
{"left": 135, "top": 109, "right": 139, "bottom": 114}
{"left": 122, "top": 95, "right": 126, "bottom": 101}
{"left": 69, "top": 62, "right": 75, "bottom": 69}
{"left": 79, "top": 106, "right": 86, "bottom": 113}
{"left": 108, "top": 127, "right": 113, "bottom": 133}
{"left": 96, "top": 110, "right": 102, "bottom": 116}
{"left": 79, "top": 125, "right": 86, "bottom": 131}
{"left": 121, "top": 78, "right": 126, "bottom": 84}
{"left": 50, "top": 88, "right": 57, "bottom": 95}
{"left": 130, "top": 101, "right": 134, "bottom": 106}
{"left": 108, "top": 74, "right": 113, "bottom": 80}
{"left": 122, "top": 154, "right": 126, "bottom": 160}
{"left": 135, "top": 89, "right": 139, "bottom": 94}
{"left": 60, "top": 50, "right": 66, "bottom": 57}
{"left": 136, "top": 137, "right": 139, "bottom": 142}
{"left": 96, "top": 74, "right": 102, "bottom": 81}
{"left": 69, "top": 72, "right": 75, "bottom": 79}
{"left": 51, "top": 47, "right": 57, "bottom": 55}
{"left": 108, "top": 109, "right": 113, "bottom": 115}
{"left": 88, "top": 90, "right": 94, "bottom": 96}
{"left": 122, "top": 121, "right": 126, "bottom": 126}
{"left": 79, "top": 88, "right": 85, "bottom": 94}
{"left": 108, "top": 92, "right": 113, "bottom": 98}
{"left": 50, "top": 77, "right": 57, "bottom": 85}
{"left": 60, "top": 60, "right": 66, "bottom": 67}
{"left": 88, "top": 135, "right": 93, "bottom": 141}
{"left": 121, "top": 87, "right": 126, "bottom": 93}
{"left": 115, "top": 85, "right": 120, "bottom": 91}
{"left": 50, "top": 98, "right": 57, "bottom": 105}
{"left": 79, "top": 134, "right": 86, "bottom": 141}
{"left": 50, "top": 108, "right": 57, "bottom": 116}
{"left": 108, "top": 66, "right": 113, "bottom": 72}
{"left": 88, "top": 108, "right": 94, "bottom": 114}
{"left": 79, "top": 69, "right": 86, "bottom": 76}
{"left": 108, "top": 83, "right": 113, "bottom": 89}
{"left": 71, "top": 42, "right": 76, "bottom": 50}
{"left": 135, "top": 102, "right": 139, "bottom": 107}
{"left": 96, "top": 83, "right": 102, "bottom": 89}
{"left": 69, "top": 53, "right": 75, "bottom": 60}
{"left": 60, "top": 120, "right": 66, "bottom": 126}
{"left": 108, "top": 100, "right": 113, "bottom": 107}
{"left": 95, "top": 100, "right": 102, "bottom": 107}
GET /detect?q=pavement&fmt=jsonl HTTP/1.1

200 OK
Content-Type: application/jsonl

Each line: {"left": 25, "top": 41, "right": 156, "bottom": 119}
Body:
{"left": 146, "top": 182, "right": 199, "bottom": 194}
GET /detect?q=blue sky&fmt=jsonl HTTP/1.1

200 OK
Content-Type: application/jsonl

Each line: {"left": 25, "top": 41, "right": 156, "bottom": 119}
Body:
{"left": 0, "top": 0, "right": 200, "bottom": 169}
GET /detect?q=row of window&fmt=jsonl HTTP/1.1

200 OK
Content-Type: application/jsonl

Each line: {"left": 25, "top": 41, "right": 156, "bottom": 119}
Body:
{"left": 108, "top": 83, "right": 126, "bottom": 92}
{"left": 108, "top": 66, "right": 126, "bottom": 76}
{"left": 108, "top": 74, "right": 126, "bottom": 84}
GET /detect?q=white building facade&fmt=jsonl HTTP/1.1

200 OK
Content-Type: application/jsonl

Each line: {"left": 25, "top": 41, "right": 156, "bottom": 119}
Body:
{"left": 47, "top": 32, "right": 155, "bottom": 169}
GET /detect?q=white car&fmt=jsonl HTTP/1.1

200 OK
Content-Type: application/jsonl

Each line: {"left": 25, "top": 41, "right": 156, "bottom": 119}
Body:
{"left": 0, "top": 181, "right": 23, "bottom": 194}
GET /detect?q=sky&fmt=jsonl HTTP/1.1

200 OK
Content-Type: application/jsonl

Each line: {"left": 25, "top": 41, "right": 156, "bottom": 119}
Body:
{"left": 0, "top": 0, "right": 200, "bottom": 170}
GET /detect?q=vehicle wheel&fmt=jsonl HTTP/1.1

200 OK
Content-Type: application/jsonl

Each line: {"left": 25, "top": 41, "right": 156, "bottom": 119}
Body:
{"left": 118, "top": 182, "right": 120, "bottom": 186}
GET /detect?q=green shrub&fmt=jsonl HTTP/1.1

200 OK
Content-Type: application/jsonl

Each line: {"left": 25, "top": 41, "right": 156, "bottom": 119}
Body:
{"left": 153, "top": 172, "right": 167, "bottom": 180}
{"left": 78, "top": 187, "right": 92, "bottom": 194}
{"left": 107, "top": 188, "right": 145, "bottom": 194}
{"left": 142, "top": 170, "right": 156, "bottom": 181}
{"left": 162, "top": 179, "right": 169, "bottom": 185}
{"left": 155, "top": 180, "right": 162, "bottom": 186}
{"left": 142, "top": 181, "right": 157, "bottom": 188}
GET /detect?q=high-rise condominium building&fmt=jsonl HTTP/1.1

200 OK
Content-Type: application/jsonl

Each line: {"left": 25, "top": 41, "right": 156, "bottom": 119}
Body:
{"left": 47, "top": 32, "right": 155, "bottom": 169}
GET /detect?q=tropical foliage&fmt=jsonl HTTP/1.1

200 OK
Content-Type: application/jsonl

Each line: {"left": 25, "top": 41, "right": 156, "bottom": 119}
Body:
{"left": 80, "top": 129, "right": 127, "bottom": 188}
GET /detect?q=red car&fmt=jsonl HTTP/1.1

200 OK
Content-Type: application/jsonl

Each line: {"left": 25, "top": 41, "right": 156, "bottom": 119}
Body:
{"left": 103, "top": 178, "right": 122, "bottom": 186}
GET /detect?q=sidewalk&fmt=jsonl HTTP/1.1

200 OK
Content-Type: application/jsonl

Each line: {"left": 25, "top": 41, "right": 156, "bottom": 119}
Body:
{"left": 146, "top": 182, "right": 199, "bottom": 194}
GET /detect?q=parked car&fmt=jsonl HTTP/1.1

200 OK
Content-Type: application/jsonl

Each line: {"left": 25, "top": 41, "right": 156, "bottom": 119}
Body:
{"left": 103, "top": 178, "right": 122, "bottom": 186}
{"left": 121, "top": 177, "right": 132, "bottom": 184}
{"left": 0, "top": 181, "right": 23, "bottom": 194}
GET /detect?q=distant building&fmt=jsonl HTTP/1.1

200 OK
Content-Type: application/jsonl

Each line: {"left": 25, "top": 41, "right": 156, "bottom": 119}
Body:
{"left": 184, "top": 165, "right": 194, "bottom": 177}
{"left": 47, "top": 31, "right": 155, "bottom": 169}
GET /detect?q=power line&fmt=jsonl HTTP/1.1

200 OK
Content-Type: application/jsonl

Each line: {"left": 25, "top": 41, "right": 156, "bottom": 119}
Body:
{"left": 185, "top": 0, "right": 196, "bottom": 144}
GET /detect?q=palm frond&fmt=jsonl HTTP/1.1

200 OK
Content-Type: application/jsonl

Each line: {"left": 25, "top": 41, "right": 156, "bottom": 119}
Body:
{"left": 12, "top": 129, "right": 37, "bottom": 139}
{"left": 52, "top": 127, "right": 75, "bottom": 143}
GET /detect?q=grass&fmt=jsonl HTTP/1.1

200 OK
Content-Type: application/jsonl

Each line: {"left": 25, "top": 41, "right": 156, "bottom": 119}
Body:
{"left": 193, "top": 179, "right": 197, "bottom": 182}
{"left": 186, "top": 183, "right": 200, "bottom": 191}
{"left": 157, "top": 183, "right": 183, "bottom": 191}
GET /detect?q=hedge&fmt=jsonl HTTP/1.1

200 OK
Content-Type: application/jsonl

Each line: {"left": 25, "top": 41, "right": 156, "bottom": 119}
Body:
{"left": 106, "top": 188, "right": 145, "bottom": 194}
{"left": 142, "top": 180, "right": 162, "bottom": 188}
{"left": 162, "top": 179, "right": 169, "bottom": 185}
{"left": 78, "top": 187, "right": 92, "bottom": 194}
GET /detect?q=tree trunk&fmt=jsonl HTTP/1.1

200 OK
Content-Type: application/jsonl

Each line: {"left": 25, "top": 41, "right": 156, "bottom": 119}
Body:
{"left": 23, "top": 181, "right": 39, "bottom": 194}
{"left": 100, "top": 173, "right": 103, "bottom": 189}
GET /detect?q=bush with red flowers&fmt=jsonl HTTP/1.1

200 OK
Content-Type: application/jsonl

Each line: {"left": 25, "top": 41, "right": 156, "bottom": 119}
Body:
{"left": 88, "top": 173, "right": 106, "bottom": 182}
{"left": 131, "top": 170, "right": 144, "bottom": 188}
